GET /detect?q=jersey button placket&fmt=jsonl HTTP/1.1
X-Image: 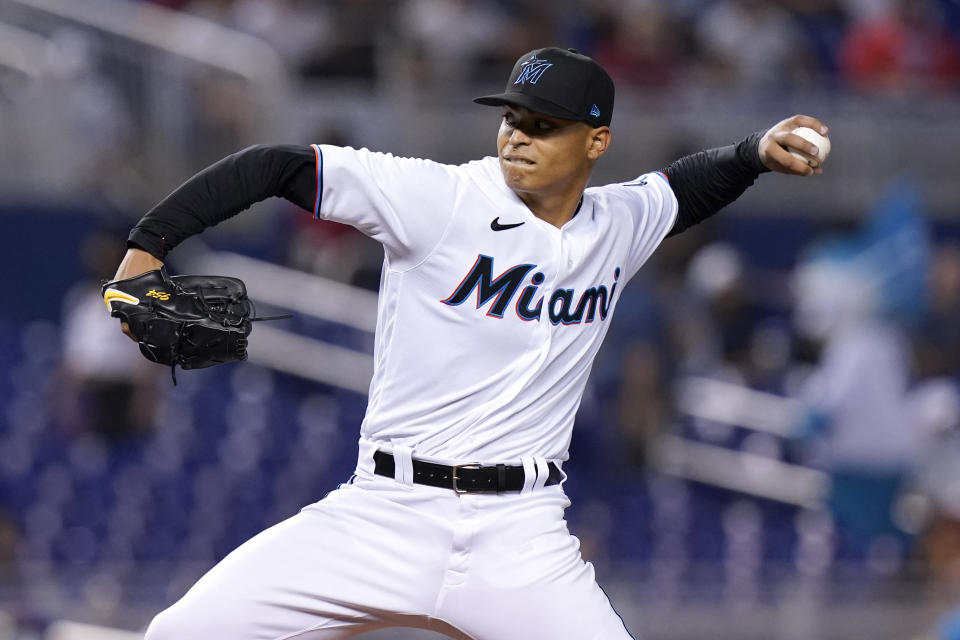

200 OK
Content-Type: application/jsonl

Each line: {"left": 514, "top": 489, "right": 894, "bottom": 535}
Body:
{"left": 543, "top": 229, "right": 565, "bottom": 332}
{"left": 561, "top": 228, "right": 575, "bottom": 271}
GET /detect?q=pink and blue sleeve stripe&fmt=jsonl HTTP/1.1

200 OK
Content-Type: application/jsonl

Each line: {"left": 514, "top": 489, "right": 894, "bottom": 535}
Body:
{"left": 311, "top": 144, "right": 323, "bottom": 219}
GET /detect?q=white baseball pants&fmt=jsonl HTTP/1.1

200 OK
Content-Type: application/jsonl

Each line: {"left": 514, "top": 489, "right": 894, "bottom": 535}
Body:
{"left": 144, "top": 471, "right": 634, "bottom": 639}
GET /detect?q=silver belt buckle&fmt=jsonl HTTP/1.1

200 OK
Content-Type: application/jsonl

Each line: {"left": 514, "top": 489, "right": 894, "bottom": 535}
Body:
{"left": 451, "top": 463, "right": 483, "bottom": 494}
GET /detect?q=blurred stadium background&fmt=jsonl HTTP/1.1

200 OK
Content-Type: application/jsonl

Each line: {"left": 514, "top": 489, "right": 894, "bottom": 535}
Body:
{"left": 2, "top": 0, "right": 960, "bottom": 638}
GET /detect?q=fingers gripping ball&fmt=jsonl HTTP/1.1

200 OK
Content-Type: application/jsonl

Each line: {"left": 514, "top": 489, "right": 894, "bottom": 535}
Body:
{"left": 789, "top": 126, "right": 831, "bottom": 166}
{"left": 101, "top": 268, "right": 280, "bottom": 383}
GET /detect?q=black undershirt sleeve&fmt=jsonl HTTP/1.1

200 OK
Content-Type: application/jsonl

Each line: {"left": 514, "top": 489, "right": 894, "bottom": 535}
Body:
{"left": 661, "top": 130, "right": 770, "bottom": 237}
{"left": 128, "top": 144, "right": 318, "bottom": 259}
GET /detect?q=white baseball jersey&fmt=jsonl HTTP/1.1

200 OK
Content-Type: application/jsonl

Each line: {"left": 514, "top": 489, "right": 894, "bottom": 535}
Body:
{"left": 145, "top": 146, "right": 679, "bottom": 640}
{"left": 312, "top": 145, "right": 678, "bottom": 463}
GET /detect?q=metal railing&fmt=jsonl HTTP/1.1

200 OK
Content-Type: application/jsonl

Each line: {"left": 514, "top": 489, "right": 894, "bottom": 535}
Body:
{"left": 0, "top": 0, "right": 288, "bottom": 206}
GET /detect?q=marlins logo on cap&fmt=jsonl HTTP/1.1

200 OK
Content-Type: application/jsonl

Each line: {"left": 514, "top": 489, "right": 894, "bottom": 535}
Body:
{"left": 514, "top": 55, "right": 553, "bottom": 85}
{"left": 474, "top": 47, "right": 615, "bottom": 127}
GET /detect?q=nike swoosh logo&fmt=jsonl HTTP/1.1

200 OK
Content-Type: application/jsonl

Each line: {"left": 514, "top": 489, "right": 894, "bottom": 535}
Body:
{"left": 491, "top": 217, "right": 525, "bottom": 231}
{"left": 103, "top": 288, "right": 140, "bottom": 310}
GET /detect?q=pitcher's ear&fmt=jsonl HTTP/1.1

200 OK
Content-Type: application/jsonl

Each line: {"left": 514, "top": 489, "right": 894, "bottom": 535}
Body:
{"left": 587, "top": 126, "right": 611, "bottom": 160}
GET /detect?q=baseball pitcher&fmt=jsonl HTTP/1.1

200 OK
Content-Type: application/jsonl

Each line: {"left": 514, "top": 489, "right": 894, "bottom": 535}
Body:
{"left": 106, "top": 48, "right": 829, "bottom": 639}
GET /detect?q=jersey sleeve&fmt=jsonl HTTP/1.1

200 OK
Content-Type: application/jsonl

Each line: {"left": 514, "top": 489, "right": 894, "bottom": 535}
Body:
{"left": 608, "top": 171, "right": 679, "bottom": 280}
{"left": 312, "top": 144, "right": 459, "bottom": 267}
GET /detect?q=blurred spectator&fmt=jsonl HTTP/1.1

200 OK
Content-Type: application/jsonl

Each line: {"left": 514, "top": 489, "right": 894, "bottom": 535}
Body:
{"left": 587, "top": 230, "right": 705, "bottom": 470}
{"left": 789, "top": 179, "right": 932, "bottom": 567}
{"left": 399, "top": 0, "right": 511, "bottom": 86}
{"left": 785, "top": 0, "right": 851, "bottom": 79}
{"left": 9, "top": 29, "right": 135, "bottom": 201}
{"left": 839, "top": 0, "right": 960, "bottom": 92}
{"left": 913, "top": 379, "right": 960, "bottom": 594}
{"left": 912, "top": 245, "right": 960, "bottom": 595}
{"left": 683, "top": 242, "right": 767, "bottom": 381}
{"left": 0, "top": 509, "right": 17, "bottom": 582}
{"left": 841, "top": 0, "right": 897, "bottom": 22}
{"left": 792, "top": 268, "right": 916, "bottom": 563}
{"left": 184, "top": 0, "right": 334, "bottom": 76}
{"left": 186, "top": 72, "right": 259, "bottom": 168}
{"left": 592, "top": 0, "right": 685, "bottom": 89}
{"left": 226, "top": 0, "right": 333, "bottom": 74}
{"left": 489, "top": 3, "right": 558, "bottom": 82}
{"left": 287, "top": 215, "right": 384, "bottom": 290}
{"left": 589, "top": 273, "right": 676, "bottom": 468}
{"left": 693, "top": 0, "right": 814, "bottom": 88}
{"left": 57, "top": 231, "right": 161, "bottom": 440}
{"left": 914, "top": 243, "right": 960, "bottom": 378}
{"left": 184, "top": 0, "right": 386, "bottom": 80}
{"left": 299, "top": 0, "right": 396, "bottom": 80}
{"left": 611, "top": 291, "right": 675, "bottom": 466}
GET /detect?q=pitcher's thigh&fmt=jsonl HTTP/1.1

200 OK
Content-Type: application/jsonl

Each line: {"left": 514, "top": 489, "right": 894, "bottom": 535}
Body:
{"left": 143, "top": 513, "right": 376, "bottom": 640}
{"left": 445, "top": 570, "right": 633, "bottom": 639}
{"left": 145, "top": 484, "right": 449, "bottom": 640}
{"left": 439, "top": 520, "right": 635, "bottom": 639}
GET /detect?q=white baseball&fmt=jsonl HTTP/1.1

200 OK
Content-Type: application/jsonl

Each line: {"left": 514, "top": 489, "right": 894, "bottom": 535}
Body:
{"left": 789, "top": 126, "right": 830, "bottom": 165}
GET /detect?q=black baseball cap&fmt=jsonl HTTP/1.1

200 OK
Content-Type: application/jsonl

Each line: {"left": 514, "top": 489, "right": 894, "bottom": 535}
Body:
{"left": 474, "top": 47, "right": 615, "bottom": 127}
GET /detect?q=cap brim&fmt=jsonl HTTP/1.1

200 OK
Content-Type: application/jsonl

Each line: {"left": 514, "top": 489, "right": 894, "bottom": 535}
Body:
{"left": 473, "top": 92, "right": 583, "bottom": 122}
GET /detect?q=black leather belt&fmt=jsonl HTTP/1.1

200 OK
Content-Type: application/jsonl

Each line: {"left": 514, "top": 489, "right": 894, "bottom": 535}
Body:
{"left": 373, "top": 450, "right": 562, "bottom": 494}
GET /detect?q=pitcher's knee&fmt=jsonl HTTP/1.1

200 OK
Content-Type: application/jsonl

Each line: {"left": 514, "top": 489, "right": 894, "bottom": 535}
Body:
{"left": 145, "top": 599, "right": 263, "bottom": 640}
{"left": 143, "top": 607, "right": 173, "bottom": 640}
{"left": 144, "top": 603, "right": 217, "bottom": 640}
{"left": 144, "top": 605, "right": 202, "bottom": 640}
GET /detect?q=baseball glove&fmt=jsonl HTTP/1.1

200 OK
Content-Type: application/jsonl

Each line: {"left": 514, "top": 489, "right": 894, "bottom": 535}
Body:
{"left": 101, "top": 268, "right": 284, "bottom": 383}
